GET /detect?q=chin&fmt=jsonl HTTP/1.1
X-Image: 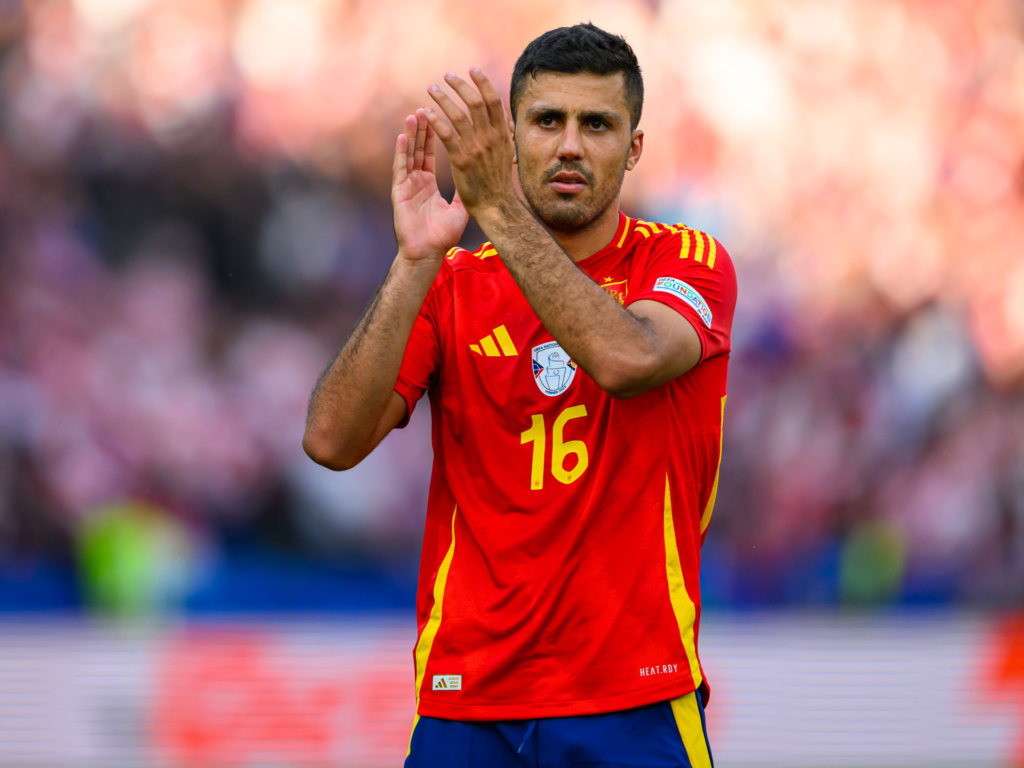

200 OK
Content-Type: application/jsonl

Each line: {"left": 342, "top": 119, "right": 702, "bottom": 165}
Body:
{"left": 528, "top": 195, "right": 599, "bottom": 231}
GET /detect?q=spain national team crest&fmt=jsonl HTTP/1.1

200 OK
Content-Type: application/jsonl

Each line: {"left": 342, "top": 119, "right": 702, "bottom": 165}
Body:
{"left": 531, "top": 341, "right": 578, "bottom": 396}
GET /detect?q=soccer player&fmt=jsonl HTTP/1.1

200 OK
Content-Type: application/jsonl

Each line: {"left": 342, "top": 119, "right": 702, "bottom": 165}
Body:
{"left": 303, "top": 23, "right": 736, "bottom": 768}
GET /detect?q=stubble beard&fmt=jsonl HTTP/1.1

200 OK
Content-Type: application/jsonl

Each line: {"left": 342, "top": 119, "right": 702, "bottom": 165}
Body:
{"left": 517, "top": 153, "right": 628, "bottom": 234}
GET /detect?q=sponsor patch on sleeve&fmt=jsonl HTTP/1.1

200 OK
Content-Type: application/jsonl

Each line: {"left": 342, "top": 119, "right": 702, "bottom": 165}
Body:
{"left": 652, "top": 277, "right": 713, "bottom": 328}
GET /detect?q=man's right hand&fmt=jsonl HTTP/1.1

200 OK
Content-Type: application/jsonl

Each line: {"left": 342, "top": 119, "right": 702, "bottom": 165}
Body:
{"left": 392, "top": 110, "right": 469, "bottom": 265}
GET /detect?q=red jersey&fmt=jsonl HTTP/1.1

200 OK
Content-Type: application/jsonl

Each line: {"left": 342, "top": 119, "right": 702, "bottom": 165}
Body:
{"left": 394, "top": 211, "right": 736, "bottom": 721}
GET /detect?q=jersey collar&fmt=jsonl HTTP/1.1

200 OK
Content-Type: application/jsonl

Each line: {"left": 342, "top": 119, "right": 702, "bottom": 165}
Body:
{"left": 575, "top": 211, "right": 629, "bottom": 273}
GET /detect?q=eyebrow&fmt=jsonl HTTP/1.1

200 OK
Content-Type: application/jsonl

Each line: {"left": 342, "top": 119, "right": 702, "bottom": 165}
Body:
{"left": 523, "top": 106, "right": 625, "bottom": 128}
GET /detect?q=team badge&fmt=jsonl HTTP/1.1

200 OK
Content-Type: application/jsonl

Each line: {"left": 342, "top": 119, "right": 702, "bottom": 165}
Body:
{"left": 531, "top": 341, "right": 577, "bottom": 396}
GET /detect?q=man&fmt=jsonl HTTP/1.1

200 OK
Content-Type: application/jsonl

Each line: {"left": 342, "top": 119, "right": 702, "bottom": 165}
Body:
{"left": 303, "top": 23, "right": 735, "bottom": 768}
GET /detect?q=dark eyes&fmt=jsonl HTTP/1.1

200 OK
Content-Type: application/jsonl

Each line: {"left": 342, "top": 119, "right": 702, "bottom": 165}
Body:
{"left": 536, "top": 117, "right": 608, "bottom": 130}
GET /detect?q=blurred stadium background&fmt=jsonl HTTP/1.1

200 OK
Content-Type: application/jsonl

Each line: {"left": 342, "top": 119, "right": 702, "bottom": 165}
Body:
{"left": 0, "top": 0, "right": 1022, "bottom": 765}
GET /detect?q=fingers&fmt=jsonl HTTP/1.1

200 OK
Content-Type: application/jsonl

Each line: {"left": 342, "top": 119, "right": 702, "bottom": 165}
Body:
{"left": 393, "top": 131, "right": 409, "bottom": 186}
{"left": 428, "top": 84, "right": 472, "bottom": 143}
{"left": 424, "top": 105, "right": 459, "bottom": 158}
{"left": 468, "top": 68, "right": 507, "bottom": 128}
{"left": 413, "top": 110, "right": 428, "bottom": 172}
{"left": 444, "top": 71, "right": 490, "bottom": 131}
{"left": 403, "top": 114, "right": 417, "bottom": 175}
{"left": 423, "top": 120, "right": 436, "bottom": 175}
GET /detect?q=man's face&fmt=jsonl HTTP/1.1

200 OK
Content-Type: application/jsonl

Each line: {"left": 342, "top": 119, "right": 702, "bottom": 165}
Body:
{"left": 513, "top": 72, "right": 643, "bottom": 231}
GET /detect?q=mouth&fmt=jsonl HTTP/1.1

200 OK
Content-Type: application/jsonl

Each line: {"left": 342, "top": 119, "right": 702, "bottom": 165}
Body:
{"left": 548, "top": 172, "right": 588, "bottom": 194}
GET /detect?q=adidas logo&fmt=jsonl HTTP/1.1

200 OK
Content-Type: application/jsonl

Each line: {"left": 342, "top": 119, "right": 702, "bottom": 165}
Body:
{"left": 432, "top": 674, "right": 462, "bottom": 690}
{"left": 470, "top": 325, "right": 518, "bottom": 357}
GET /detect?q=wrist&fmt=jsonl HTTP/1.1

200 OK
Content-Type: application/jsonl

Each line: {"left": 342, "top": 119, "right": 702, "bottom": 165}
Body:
{"left": 472, "top": 193, "right": 525, "bottom": 232}
{"left": 393, "top": 250, "right": 443, "bottom": 286}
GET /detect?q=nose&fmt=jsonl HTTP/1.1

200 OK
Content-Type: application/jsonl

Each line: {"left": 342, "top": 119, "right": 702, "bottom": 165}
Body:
{"left": 556, "top": 121, "right": 584, "bottom": 162}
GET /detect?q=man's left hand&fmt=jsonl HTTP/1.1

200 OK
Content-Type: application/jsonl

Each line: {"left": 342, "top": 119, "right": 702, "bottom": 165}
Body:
{"left": 424, "top": 68, "right": 518, "bottom": 218}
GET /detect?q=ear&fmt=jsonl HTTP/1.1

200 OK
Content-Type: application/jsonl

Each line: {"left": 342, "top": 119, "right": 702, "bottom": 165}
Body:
{"left": 625, "top": 128, "right": 644, "bottom": 171}
{"left": 509, "top": 119, "right": 517, "bottom": 165}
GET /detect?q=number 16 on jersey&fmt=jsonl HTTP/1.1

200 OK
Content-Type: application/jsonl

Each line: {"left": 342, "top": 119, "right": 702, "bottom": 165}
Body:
{"left": 520, "top": 405, "right": 589, "bottom": 490}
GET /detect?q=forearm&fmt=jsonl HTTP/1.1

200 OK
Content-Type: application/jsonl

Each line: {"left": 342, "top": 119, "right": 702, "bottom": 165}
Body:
{"left": 477, "top": 201, "right": 659, "bottom": 393}
{"left": 303, "top": 255, "right": 437, "bottom": 468}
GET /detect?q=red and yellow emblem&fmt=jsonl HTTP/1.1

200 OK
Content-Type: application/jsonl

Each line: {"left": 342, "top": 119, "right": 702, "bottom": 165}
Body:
{"left": 601, "top": 277, "right": 628, "bottom": 305}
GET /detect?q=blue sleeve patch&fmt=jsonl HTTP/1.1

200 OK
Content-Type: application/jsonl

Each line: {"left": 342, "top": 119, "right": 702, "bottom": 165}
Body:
{"left": 652, "top": 277, "right": 713, "bottom": 328}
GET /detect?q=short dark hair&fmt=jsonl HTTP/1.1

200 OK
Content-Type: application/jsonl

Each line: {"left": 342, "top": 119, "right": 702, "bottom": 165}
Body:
{"left": 510, "top": 23, "right": 644, "bottom": 131}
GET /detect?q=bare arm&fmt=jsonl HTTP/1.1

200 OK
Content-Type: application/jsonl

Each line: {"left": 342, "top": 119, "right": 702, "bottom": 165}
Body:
{"left": 425, "top": 70, "right": 700, "bottom": 398}
{"left": 303, "top": 112, "right": 468, "bottom": 470}
{"left": 302, "top": 259, "right": 437, "bottom": 470}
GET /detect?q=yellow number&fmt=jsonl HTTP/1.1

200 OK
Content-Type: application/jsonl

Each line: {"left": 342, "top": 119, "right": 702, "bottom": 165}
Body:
{"left": 521, "top": 406, "right": 589, "bottom": 489}
{"left": 552, "top": 405, "right": 589, "bottom": 484}
{"left": 520, "top": 413, "right": 546, "bottom": 490}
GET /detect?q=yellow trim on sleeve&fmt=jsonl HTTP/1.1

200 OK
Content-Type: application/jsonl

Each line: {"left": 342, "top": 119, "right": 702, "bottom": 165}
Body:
{"left": 670, "top": 692, "right": 713, "bottom": 768}
{"left": 663, "top": 476, "right": 703, "bottom": 690}
{"left": 636, "top": 226, "right": 651, "bottom": 239}
{"left": 617, "top": 216, "right": 632, "bottom": 248}
{"left": 493, "top": 325, "right": 518, "bottom": 356}
{"left": 479, "top": 248, "right": 498, "bottom": 259}
{"left": 693, "top": 233, "right": 705, "bottom": 263}
{"left": 701, "top": 396, "right": 727, "bottom": 534}
{"left": 679, "top": 230, "right": 692, "bottom": 259}
{"left": 412, "top": 505, "right": 459, "bottom": 711}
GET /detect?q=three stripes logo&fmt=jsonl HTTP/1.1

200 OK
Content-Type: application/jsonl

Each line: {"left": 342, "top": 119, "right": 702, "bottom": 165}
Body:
{"left": 470, "top": 325, "right": 518, "bottom": 357}
{"left": 432, "top": 674, "right": 462, "bottom": 690}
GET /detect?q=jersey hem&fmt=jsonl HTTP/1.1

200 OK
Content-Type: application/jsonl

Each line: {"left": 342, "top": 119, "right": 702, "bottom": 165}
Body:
{"left": 416, "top": 678, "right": 698, "bottom": 721}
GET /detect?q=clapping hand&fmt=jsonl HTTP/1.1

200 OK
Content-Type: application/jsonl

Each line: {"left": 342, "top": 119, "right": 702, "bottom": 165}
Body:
{"left": 392, "top": 109, "right": 469, "bottom": 265}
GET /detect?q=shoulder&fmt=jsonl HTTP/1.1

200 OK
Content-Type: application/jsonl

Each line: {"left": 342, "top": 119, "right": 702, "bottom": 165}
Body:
{"left": 423, "top": 242, "right": 502, "bottom": 302}
{"left": 627, "top": 218, "right": 732, "bottom": 273}
{"left": 624, "top": 218, "right": 735, "bottom": 292}
{"left": 441, "top": 242, "right": 502, "bottom": 273}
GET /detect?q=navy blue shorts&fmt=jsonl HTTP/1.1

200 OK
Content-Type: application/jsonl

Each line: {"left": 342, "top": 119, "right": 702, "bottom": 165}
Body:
{"left": 405, "top": 691, "right": 713, "bottom": 768}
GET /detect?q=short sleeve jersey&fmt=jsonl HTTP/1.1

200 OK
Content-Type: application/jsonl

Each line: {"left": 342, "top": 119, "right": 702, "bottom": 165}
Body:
{"left": 395, "top": 212, "right": 737, "bottom": 721}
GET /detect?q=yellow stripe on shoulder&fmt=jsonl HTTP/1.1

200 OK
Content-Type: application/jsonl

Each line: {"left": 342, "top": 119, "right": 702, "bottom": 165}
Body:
{"left": 679, "top": 229, "right": 692, "bottom": 260}
{"left": 669, "top": 224, "right": 718, "bottom": 270}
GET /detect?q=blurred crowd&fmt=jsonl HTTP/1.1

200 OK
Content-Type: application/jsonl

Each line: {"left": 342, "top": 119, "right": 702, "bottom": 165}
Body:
{"left": 0, "top": 0, "right": 1022, "bottom": 611}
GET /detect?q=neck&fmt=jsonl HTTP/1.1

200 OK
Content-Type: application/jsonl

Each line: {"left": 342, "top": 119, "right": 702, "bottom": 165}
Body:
{"left": 544, "top": 201, "right": 622, "bottom": 262}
